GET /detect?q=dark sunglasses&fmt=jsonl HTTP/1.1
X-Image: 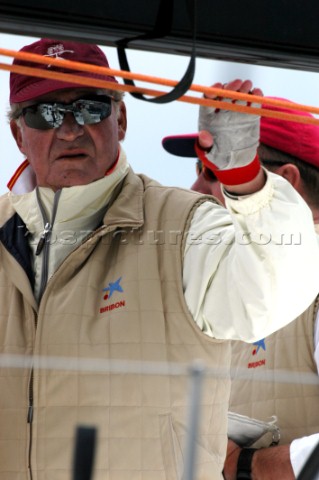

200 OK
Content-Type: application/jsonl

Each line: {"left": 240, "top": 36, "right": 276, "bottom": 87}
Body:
{"left": 196, "top": 159, "right": 217, "bottom": 182}
{"left": 21, "top": 95, "right": 113, "bottom": 130}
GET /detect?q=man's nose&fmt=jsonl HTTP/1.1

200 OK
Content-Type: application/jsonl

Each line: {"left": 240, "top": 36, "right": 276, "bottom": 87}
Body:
{"left": 56, "top": 112, "right": 84, "bottom": 140}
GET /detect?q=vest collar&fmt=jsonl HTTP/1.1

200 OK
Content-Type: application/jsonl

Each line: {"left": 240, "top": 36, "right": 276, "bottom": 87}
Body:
{"left": 102, "top": 168, "right": 145, "bottom": 230}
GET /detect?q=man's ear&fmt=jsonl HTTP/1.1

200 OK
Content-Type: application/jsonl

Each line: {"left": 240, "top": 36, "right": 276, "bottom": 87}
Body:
{"left": 117, "top": 102, "right": 127, "bottom": 141}
{"left": 274, "top": 163, "right": 302, "bottom": 191}
{"left": 10, "top": 120, "right": 26, "bottom": 155}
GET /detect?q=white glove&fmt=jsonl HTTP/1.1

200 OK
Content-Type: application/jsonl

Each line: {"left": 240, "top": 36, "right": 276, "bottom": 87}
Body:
{"left": 196, "top": 81, "right": 262, "bottom": 185}
{"left": 198, "top": 100, "right": 260, "bottom": 170}
{"left": 227, "top": 411, "right": 280, "bottom": 448}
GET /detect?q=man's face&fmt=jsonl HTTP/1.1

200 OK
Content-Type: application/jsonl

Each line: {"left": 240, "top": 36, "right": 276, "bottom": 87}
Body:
{"left": 10, "top": 88, "right": 127, "bottom": 191}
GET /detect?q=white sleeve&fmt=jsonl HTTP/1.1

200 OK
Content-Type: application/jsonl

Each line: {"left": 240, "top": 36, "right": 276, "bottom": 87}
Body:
{"left": 183, "top": 171, "right": 319, "bottom": 342}
{"left": 290, "top": 434, "right": 319, "bottom": 478}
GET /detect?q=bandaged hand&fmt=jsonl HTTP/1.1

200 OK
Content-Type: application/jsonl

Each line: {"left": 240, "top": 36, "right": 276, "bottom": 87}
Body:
{"left": 196, "top": 79, "right": 263, "bottom": 186}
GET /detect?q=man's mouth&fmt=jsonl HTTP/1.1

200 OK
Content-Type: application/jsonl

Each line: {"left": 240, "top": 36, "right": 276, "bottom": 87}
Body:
{"left": 57, "top": 150, "right": 88, "bottom": 160}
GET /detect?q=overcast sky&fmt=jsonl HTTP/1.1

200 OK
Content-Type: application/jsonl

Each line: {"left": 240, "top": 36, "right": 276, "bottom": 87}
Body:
{"left": 1, "top": 32, "right": 319, "bottom": 194}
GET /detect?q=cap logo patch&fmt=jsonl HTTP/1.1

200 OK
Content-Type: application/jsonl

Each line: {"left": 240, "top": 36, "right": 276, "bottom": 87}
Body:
{"left": 45, "top": 44, "right": 74, "bottom": 60}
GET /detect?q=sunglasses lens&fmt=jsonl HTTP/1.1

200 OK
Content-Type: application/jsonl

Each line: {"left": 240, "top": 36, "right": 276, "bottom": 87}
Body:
{"left": 23, "top": 104, "right": 61, "bottom": 130}
{"left": 197, "top": 160, "right": 217, "bottom": 182}
{"left": 73, "top": 98, "right": 112, "bottom": 125}
{"left": 41, "top": 104, "right": 64, "bottom": 128}
{"left": 203, "top": 166, "right": 217, "bottom": 182}
{"left": 22, "top": 96, "right": 113, "bottom": 130}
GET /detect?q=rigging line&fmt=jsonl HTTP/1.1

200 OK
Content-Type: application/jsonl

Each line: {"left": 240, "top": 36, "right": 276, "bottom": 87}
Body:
{"left": 2, "top": 62, "right": 319, "bottom": 125}
{"left": 2, "top": 47, "right": 319, "bottom": 115}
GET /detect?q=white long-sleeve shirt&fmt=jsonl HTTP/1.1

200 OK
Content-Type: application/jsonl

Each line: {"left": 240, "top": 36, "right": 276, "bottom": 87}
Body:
{"left": 184, "top": 170, "right": 318, "bottom": 342}
{"left": 291, "top": 432, "right": 319, "bottom": 478}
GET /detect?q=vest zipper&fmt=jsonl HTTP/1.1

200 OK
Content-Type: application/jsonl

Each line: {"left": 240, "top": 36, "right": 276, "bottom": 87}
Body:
{"left": 27, "top": 370, "right": 34, "bottom": 480}
{"left": 35, "top": 188, "right": 62, "bottom": 301}
{"left": 35, "top": 222, "right": 51, "bottom": 256}
{"left": 27, "top": 188, "right": 61, "bottom": 479}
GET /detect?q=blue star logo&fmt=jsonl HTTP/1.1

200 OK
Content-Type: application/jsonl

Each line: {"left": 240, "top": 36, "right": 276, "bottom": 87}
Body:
{"left": 253, "top": 339, "right": 266, "bottom": 354}
{"left": 103, "top": 277, "right": 123, "bottom": 299}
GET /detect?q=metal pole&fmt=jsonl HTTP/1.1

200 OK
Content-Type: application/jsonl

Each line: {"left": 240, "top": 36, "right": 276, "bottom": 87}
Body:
{"left": 183, "top": 360, "right": 205, "bottom": 480}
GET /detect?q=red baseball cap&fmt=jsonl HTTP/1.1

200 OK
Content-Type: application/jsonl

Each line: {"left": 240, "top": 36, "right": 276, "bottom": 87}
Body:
{"left": 162, "top": 97, "right": 319, "bottom": 169}
{"left": 10, "top": 38, "right": 118, "bottom": 103}
{"left": 260, "top": 98, "right": 319, "bottom": 169}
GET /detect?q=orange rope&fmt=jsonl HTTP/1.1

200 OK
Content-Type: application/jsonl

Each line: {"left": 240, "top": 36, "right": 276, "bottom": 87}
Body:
{"left": 1, "top": 47, "right": 319, "bottom": 124}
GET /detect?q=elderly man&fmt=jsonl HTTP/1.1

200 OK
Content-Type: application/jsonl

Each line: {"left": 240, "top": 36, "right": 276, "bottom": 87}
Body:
{"left": 0, "top": 39, "right": 318, "bottom": 480}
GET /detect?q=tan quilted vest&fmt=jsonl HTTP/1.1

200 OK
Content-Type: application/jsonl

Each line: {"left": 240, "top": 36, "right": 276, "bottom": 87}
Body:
{"left": 0, "top": 171, "right": 230, "bottom": 480}
{"left": 230, "top": 295, "right": 319, "bottom": 447}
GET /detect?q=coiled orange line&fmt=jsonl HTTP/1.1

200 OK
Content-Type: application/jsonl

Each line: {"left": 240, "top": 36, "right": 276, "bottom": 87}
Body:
{"left": 1, "top": 47, "right": 319, "bottom": 125}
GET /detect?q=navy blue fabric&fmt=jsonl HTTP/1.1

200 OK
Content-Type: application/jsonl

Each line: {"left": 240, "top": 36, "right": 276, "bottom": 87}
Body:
{"left": 0, "top": 213, "right": 34, "bottom": 288}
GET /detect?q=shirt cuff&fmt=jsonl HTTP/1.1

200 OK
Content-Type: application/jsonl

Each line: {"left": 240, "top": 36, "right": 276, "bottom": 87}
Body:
{"left": 223, "top": 168, "right": 274, "bottom": 215}
{"left": 290, "top": 434, "right": 319, "bottom": 477}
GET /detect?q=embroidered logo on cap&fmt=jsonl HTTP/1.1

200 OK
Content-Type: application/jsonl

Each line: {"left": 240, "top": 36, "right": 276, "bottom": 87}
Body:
{"left": 45, "top": 44, "right": 75, "bottom": 59}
